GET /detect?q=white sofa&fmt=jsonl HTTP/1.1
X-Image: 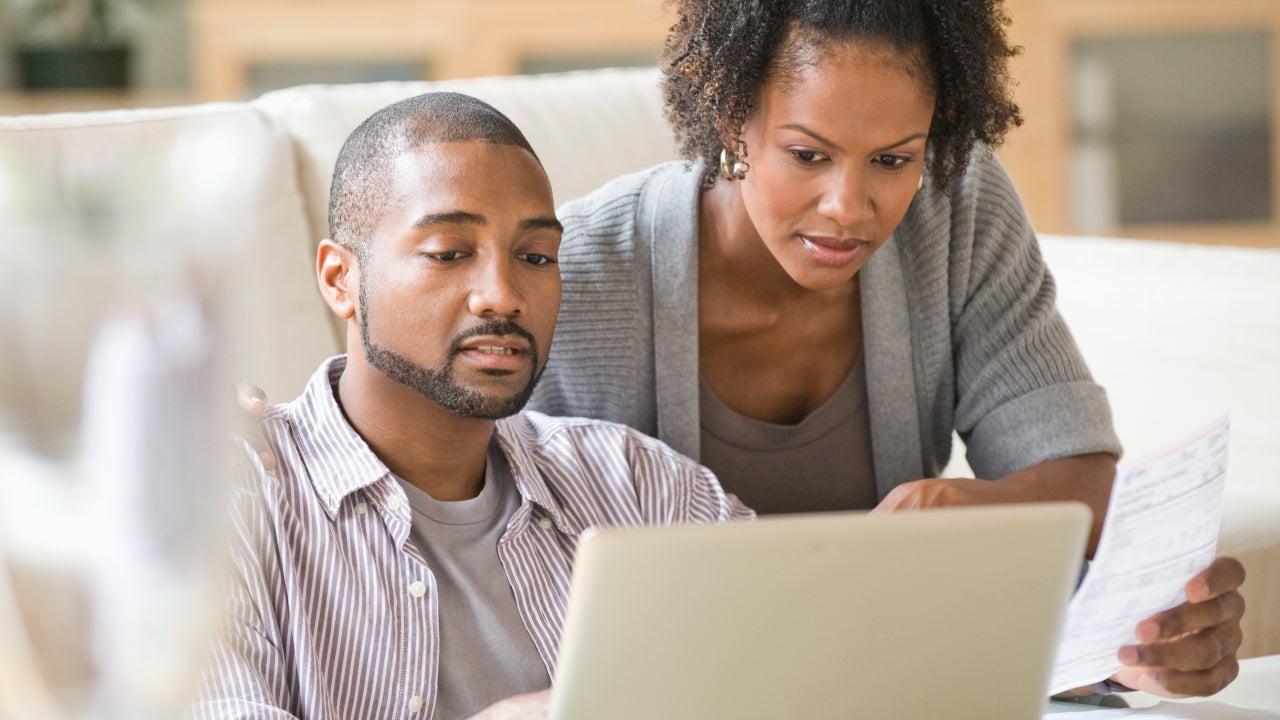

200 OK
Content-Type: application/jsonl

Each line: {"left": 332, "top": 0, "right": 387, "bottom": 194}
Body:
{"left": 1, "top": 67, "right": 1277, "bottom": 659}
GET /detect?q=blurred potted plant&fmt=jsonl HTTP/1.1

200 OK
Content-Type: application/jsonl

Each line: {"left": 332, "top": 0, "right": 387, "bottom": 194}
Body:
{"left": 10, "top": 0, "right": 152, "bottom": 89}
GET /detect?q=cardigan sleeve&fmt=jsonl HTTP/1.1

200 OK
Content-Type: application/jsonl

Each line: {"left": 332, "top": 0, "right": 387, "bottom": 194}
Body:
{"left": 946, "top": 152, "right": 1123, "bottom": 480}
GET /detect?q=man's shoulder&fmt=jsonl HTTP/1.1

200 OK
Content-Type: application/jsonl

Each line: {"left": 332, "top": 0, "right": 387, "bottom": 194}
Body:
{"left": 500, "top": 411, "right": 699, "bottom": 472}
{"left": 497, "top": 411, "right": 743, "bottom": 528}
{"left": 229, "top": 366, "right": 365, "bottom": 514}
{"left": 498, "top": 412, "right": 752, "bottom": 525}
{"left": 228, "top": 404, "right": 304, "bottom": 496}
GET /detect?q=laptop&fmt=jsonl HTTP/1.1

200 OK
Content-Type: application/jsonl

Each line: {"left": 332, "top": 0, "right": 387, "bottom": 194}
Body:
{"left": 549, "top": 502, "right": 1091, "bottom": 720}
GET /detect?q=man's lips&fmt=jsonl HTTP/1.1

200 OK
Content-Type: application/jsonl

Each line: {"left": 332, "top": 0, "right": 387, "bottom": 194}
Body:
{"left": 457, "top": 335, "right": 531, "bottom": 354}
{"left": 456, "top": 335, "right": 531, "bottom": 371}
{"left": 798, "top": 234, "right": 871, "bottom": 267}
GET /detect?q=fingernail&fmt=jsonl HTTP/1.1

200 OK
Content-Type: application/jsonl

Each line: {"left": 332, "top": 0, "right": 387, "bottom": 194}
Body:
{"left": 1118, "top": 646, "right": 1139, "bottom": 664}
{"left": 1136, "top": 619, "right": 1160, "bottom": 642}
{"left": 1189, "top": 577, "right": 1210, "bottom": 600}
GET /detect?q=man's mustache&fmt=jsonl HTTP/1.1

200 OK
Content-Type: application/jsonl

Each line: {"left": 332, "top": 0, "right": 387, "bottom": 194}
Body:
{"left": 448, "top": 319, "right": 538, "bottom": 354}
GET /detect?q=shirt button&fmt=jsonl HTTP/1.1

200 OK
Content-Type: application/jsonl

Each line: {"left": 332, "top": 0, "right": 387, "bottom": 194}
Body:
{"left": 354, "top": 502, "right": 367, "bottom": 515}
{"left": 538, "top": 517, "right": 553, "bottom": 530}
{"left": 408, "top": 695, "right": 424, "bottom": 713}
{"left": 387, "top": 495, "right": 403, "bottom": 511}
{"left": 409, "top": 580, "right": 427, "bottom": 598}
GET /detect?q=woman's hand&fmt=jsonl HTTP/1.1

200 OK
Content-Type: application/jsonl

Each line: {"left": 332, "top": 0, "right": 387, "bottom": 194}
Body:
{"left": 236, "top": 382, "right": 275, "bottom": 470}
{"left": 872, "top": 454, "right": 1115, "bottom": 556}
{"left": 1109, "top": 557, "right": 1246, "bottom": 697}
{"left": 872, "top": 476, "right": 1010, "bottom": 512}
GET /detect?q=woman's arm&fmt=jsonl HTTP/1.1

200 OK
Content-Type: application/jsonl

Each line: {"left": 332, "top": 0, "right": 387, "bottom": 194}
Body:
{"left": 873, "top": 452, "right": 1114, "bottom": 556}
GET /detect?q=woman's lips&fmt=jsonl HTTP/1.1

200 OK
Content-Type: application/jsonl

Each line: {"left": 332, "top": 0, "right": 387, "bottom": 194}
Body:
{"left": 799, "top": 234, "right": 870, "bottom": 267}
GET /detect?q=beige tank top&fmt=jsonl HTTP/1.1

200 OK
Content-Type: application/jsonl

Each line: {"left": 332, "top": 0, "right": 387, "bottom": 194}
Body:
{"left": 698, "top": 355, "right": 877, "bottom": 515}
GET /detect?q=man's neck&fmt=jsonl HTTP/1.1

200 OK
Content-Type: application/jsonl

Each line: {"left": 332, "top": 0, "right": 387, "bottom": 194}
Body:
{"left": 335, "top": 353, "right": 494, "bottom": 502}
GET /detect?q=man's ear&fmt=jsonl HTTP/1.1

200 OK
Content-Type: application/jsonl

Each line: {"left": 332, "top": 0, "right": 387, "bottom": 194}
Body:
{"left": 317, "top": 239, "right": 359, "bottom": 320}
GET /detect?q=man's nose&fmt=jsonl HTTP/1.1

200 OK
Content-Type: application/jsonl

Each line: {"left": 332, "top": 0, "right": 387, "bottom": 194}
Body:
{"left": 467, "top": 256, "right": 526, "bottom": 318}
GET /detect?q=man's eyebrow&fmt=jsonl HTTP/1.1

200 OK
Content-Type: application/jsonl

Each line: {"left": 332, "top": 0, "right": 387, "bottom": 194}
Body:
{"left": 413, "top": 211, "right": 486, "bottom": 228}
{"left": 520, "top": 217, "right": 564, "bottom": 233}
{"left": 780, "top": 124, "right": 928, "bottom": 154}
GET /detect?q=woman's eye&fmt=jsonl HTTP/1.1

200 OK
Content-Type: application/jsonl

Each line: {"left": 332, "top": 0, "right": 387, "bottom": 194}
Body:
{"left": 790, "top": 149, "right": 827, "bottom": 165}
{"left": 875, "top": 154, "right": 911, "bottom": 169}
{"left": 520, "top": 253, "right": 557, "bottom": 266}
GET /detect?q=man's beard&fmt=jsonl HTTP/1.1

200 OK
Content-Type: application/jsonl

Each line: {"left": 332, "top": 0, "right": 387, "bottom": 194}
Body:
{"left": 358, "top": 282, "right": 543, "bottom": 420}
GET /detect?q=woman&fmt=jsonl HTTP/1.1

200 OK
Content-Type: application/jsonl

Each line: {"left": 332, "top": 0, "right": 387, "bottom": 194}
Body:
{"left": 527, "top": 0, "right": 1245, "bottom": 700}
{"left": 535, "top": 0, "right": 1119, "bottom": 524}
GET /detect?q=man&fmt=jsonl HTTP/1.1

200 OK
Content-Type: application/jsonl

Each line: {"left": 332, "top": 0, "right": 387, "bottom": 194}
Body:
{"left": 193, "top": 92, "right": 751, "bottom": 720}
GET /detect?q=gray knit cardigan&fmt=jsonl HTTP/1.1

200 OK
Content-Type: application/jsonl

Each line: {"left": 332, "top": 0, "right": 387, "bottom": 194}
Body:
{"left": 528, "top": 153, "right": 1121, "bottom": 499}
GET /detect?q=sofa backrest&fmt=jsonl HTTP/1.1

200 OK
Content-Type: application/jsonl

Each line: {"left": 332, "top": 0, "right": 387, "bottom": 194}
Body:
{"left": 0, "top": 68, "right": 680, "bottom": 417}
{"left": 255, "top": 66, "right": 678, "bottom": 262}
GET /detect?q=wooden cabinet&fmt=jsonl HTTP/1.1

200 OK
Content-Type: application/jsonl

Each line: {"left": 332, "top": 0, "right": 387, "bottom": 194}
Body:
{"left": 1000, "top": 0, "right": 1280, "bottom": 247}
{"left": 188, "top": 0, "right": 669, "bottom": 101}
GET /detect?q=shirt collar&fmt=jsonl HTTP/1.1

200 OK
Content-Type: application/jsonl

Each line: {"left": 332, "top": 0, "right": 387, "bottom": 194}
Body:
{"left": 287, "top": 355, "right": 393, "bottom": 519}
{"left": 288, "top": 356, "right": 577, "bottom": 531}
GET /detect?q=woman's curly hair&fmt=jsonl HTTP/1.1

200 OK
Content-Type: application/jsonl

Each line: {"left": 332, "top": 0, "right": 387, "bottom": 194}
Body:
{"left": 661, "top": 0, "right": 1023, "bottom": 189}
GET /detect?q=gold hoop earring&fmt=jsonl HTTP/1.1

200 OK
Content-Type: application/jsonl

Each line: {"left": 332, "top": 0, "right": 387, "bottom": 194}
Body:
{"left": 916, "top": 175, "right": 924, "bottom": 191}
{"left": 719, "top": 143, "right": 749, "bottom": 181}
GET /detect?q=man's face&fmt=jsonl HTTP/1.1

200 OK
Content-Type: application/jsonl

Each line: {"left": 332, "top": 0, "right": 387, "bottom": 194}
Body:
{"left": 356, "top": 140, "right": 561, "bottom": 419}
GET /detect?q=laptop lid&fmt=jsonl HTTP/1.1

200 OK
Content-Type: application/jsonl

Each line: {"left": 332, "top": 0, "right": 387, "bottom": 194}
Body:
{"left": 549, "top": 503, "right": 1091, "bottom": 720}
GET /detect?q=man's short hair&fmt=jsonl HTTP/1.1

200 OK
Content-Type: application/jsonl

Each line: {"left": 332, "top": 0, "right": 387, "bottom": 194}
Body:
{"left": 328, "top": 92, "right": 540, "bottom": 255}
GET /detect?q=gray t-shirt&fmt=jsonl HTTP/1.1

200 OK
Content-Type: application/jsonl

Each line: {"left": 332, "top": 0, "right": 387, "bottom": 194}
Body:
{"left": 699, "top": 355, "right": 876, "bottom": 514}
{"left": 395, "top": 439, "right": 550, "bottom": 720}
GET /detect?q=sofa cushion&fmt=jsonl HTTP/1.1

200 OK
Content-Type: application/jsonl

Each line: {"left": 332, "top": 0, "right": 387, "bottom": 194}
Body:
{"left": 0, "top": 103, "right": 336, "bottom": 433}
{"left": 1039, "top": 234, "right": 1280, "bottom": 498}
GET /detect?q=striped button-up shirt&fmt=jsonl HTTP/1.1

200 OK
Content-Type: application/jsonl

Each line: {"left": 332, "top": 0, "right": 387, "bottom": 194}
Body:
{"left": 193, "top": 356, "right": 752, "bottom": 720}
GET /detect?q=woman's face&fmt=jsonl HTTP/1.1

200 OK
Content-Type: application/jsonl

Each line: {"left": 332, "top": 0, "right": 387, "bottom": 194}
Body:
{"left": 734, "top": 40, "right": 936, "bottom": 292}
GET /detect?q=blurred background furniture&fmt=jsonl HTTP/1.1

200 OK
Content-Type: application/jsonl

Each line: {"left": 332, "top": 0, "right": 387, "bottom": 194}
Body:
{"left": 1001, "top": 0, "right": 1280, "bottom": 247}
{"left": 181, "top": 0, "right": 1280, "bottom": 247}
{"left": 5, "top": 0, "right": 1276, "bottom": 247}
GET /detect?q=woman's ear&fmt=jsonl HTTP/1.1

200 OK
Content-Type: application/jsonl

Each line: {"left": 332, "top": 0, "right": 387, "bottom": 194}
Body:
{"left": 317, "top": 239, "right": 359, "bottom": 320}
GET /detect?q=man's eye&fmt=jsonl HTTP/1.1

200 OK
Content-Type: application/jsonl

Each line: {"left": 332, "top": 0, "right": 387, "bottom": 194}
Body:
{"left": 427, "top": 250, "right": 461, "bottom": 261}
{"left": 520, "top": 253, "right": 557, "bottom": 266}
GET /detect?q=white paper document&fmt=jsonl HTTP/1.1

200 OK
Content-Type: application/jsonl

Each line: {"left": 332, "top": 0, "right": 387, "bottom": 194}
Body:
{"left": 1046, "top": 702, "right": 1279, "bottom": 719}
{"left": 1050, "top": 415, "right": 1231, "bottom": 695}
